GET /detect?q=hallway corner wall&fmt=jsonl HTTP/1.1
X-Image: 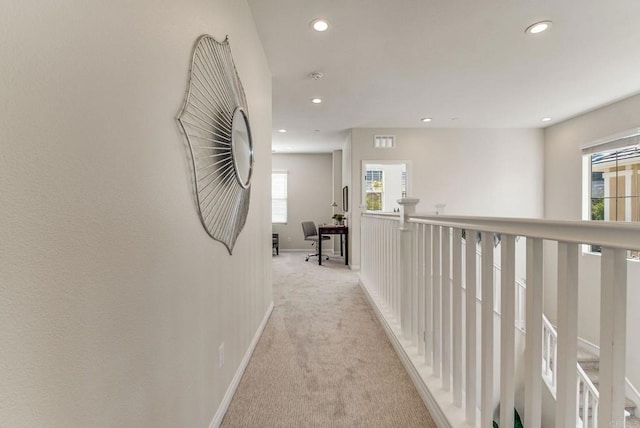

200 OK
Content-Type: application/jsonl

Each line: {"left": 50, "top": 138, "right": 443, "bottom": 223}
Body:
{"left": 543, "top": 92, "right": 640, "bottom": 393}
{"left": 0, "top": 1, "right": 272, "bottom": 427}
{"left": 349, "top": 128, "right": 544, "bottom": 268}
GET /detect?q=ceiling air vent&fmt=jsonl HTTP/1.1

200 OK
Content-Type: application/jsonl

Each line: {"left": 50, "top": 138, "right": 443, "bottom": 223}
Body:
{"left": 374, "top": 135, "right": 395, "bottom": 149}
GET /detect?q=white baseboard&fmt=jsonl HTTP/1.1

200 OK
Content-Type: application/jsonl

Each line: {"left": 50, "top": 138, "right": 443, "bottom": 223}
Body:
{"left": 359, "top": 278, "right": 465, "bottom": 428}
{"left": 209, "top": 301, "right": 274, "bottom": 428}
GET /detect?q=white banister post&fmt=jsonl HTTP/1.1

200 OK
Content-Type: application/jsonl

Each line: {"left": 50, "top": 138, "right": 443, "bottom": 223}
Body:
{"left": 465, "top": 229, "right": 477, "bottom": 424}
{"left": 500, "top": 234, "right": 516, "bottom": 428}
{"left": 398, "top": 198, "right": 420, "bottom": 340}
{"left": 525, "top": 238, "right": 543, "bottom": 428}
{"left": 480, "top": 232, "right": 495, "bottom": 428}
{"left": 555, "top": 242, "right": 579, "bottom": 428}
{"left": 598, "top": 248, "right": 627, "bottom": 428}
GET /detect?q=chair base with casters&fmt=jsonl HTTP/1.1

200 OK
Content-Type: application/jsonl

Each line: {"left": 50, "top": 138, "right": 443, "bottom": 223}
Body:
{"left": 301, "top": 221, "right": 330, "bottom": 262}
{"left": 272, "top": 233, "right": 279, "bottom": 255}
{"left": 305, "top": 248, "right": 329, "bottom": 262}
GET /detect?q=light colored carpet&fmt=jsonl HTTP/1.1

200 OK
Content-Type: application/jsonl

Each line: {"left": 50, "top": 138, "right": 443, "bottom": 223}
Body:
{"left": 220, "top": 252, "right": 436, "bottom": 428}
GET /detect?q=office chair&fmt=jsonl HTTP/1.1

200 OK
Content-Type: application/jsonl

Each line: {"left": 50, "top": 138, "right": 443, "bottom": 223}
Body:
{"left": 301, "top": 221, "right": 330, "bottom": 262}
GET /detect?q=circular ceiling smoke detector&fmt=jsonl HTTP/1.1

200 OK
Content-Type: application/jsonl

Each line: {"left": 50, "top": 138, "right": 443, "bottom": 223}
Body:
{"left": 309, "top": 72, "right": 324, "bottom": 80}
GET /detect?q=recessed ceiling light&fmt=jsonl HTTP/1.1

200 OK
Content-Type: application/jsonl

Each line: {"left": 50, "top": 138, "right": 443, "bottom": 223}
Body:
{"left": 525, "top": 21, "right": 552, "bottom": 35}
{"left": 421, "top": 117, "right": 432, "bottom": 123}
{"left": 541, "top": 117, "right": 552, "bottom": 122}
{"left": 310, "top": 19, "right": 329, "bottom": 32}
{"left": 286, "top": 146, "right": 293, "bottom": 150}
{"left": 311, "top": 98, "right": 322, "bottom": 104}
{"left": 278, "top": 129, "right": 287, "bottom": 133}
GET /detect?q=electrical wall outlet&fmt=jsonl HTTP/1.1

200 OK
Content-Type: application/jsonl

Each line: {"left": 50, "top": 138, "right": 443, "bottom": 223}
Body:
{"left": 218, "top": 343, "right": 224, "bottom": 369}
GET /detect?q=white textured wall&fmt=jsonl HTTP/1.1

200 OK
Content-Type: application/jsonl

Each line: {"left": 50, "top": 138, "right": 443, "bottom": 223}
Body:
{"left": 332, "top": 150, "right": 343, "bottom": 252}
{"left": 543, "top": 92, "right": 640, "bottom": 391}
{"left": 350, "top": 128, "right": 545, "bottom": 267}
{"left": 0, "top": 1, "right": 272, "bottom": 427}
{"left": 272, "top": 154, "right": 333, "bottom": 250}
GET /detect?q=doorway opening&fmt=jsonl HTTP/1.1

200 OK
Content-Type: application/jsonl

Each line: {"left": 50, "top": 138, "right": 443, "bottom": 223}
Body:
{"left": 362, "top": 161, "right": 409, "bottom": 213}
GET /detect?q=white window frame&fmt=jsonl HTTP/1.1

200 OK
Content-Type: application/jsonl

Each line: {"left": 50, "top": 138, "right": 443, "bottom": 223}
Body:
{"left": 581, "top": 127, "right": 640, "bottom": 258}
{"left": 272, "top": 170, "right": 288, "bottom": 224}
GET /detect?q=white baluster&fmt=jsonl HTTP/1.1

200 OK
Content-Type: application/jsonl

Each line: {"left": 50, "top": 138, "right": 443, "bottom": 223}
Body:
{"left": 425, "top": 224, "right": 433, "bottom": 365}
{"left": 465, "top": 229, "right": 477, "bottom": 424}
{"left": 381, "top": 220, "right": 384, "bottom": 298}
{"left": 582, "top": 379, "right": 588, "bottom": 427}
{"left": 393, "top": 222, "right": 398, "bottom": 313}
{"left": 391, "top": 222, "right": 396, "bottom": 316}
{"left": 553, "top": 337, "right": 558, "bottom": 390}
{"left": 481, "top": 231, "right": 494, "bottom": 428}
{"left": 592, "top": 393, "right": 596, "bottom": 428}
{"left": 412, "top": 224, "right": 419, "bottom": 347}
{"left": 433, "top": 225, "right": 442, "bottom": 377}
{"left": 598, "top": 248, "right": 627, "bottom": 428}
{"left": 555, "top": 242, "right": 579, "bottom": 428}
{"left": 525, "top": 237, "right": 543, "bottom": 428}
{"left": 442, "top": 226, "right": 451, "bottom": 391}
{"left": 452, "top": 227, "right": 463, "bottom": 407}
{"left": 418, "top": 224, "right": 426, "bottom": 356}
{"left": 577, "top": 378, "right": 582, "bottom": 427}
{"left": 544, "top": 329, "right": 550, "bottom": 377}
{"left": 500, "top": 234, "right": 516, "bottom": 428}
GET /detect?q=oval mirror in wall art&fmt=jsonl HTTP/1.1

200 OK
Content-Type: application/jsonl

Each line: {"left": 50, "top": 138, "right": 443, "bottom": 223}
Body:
{"left": 177, "top": 34, "right": 254, "bottom": 255}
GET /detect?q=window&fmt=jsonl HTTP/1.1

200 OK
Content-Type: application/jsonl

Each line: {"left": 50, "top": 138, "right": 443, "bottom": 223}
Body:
{"left": 272, "top": 171, "right": 287, "bottom": 223}
{"left": 364, "top": 170, "right": 383, "bottom": 211}
{"left": 401, "top": 171, "right": 407, "bottom": 198}
{"left": 362, "top": 162, "right": 408, "bottom": 212}
{"left": 590, "top": 147, "right": 640, "bottom": 222}
{"left": 583, "top": 128, "right": 640, "bottom": 257}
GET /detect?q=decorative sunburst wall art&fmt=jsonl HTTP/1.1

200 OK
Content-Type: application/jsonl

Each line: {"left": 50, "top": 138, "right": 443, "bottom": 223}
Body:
{"left": 177, "top": 35, "right": 254, "bottom": 255}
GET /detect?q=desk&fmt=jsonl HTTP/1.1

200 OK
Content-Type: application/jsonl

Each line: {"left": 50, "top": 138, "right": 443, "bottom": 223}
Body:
{"left": 318, "top": 225, "right": 348, "bottom": 266}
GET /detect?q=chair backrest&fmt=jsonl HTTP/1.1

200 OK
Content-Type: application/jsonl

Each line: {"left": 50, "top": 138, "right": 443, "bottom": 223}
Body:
{"left": 301, "top": 221, "right": 318, "bottom": 239}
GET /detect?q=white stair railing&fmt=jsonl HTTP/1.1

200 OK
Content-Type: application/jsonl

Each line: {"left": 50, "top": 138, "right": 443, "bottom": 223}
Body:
{"left": 577, "top": 363, "right": 600, "bottom": 428}
{"left": 482, "top": 243, "right": 600, "bottom": 428}
{"left": 542, "top": 314, "right": 601, "bottom": 428}
{"left": 359, "top": 198, "right": 639, "bottom": 428}
{"left": 542, "top": 316, "right": 559, "bottom": 392}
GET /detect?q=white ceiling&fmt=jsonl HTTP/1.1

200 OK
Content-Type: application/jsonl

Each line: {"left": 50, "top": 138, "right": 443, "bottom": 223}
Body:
{"left": 247, "top": 0, "right": 640, "bottom": 153}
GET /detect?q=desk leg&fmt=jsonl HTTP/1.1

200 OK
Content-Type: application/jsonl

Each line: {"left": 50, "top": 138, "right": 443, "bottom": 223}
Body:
{"left": 340, "top": 235, "right": 344, "bottom": 257}
{"left": 319, "top": 236, "right": 323, "bottom": 266}
{"left": 345, "top": 233, "right": 349, "bottom": 265}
